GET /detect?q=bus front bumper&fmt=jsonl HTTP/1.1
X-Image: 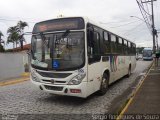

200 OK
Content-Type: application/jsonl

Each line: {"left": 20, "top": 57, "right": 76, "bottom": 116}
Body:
{"left": 143, "top": 57, "right": 153, "bottom": 60}
{"left": 31, "top": 78, "right": 88, "bottom": 98}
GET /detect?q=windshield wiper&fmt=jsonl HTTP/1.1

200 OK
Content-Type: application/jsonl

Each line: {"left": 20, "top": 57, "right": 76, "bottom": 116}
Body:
{"left": 62, "top": 30, "right": 70, "bottom": 38}
{"left": 55, "top": 30, "right": 70, "bottom": 40}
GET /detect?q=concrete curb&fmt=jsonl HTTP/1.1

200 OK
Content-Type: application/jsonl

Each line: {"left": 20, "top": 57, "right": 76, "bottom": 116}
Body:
{"left": 21, "top": 72, "right": 30, "bottom": 77}
{"left": 0, "top": 72, "right": 30, "bottom": 86}
{"left": 0, "top": 77, "right": 29, "bottom": 86}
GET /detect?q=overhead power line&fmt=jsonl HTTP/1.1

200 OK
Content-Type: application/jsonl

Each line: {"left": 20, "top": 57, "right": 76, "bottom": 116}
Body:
{"left": 109, "top": 20, "right": 143, "bottom": 28}
{"left": 137, "top": 0, "right": 157, "bottom": 53}
{"left": 123, "top": 22, "right": 144, "bottom": 35}
{"left": 136, "top": 0, "right": 152, "bottom": 34}
{"left": 139, "top": 0, "right": 151, "bottom": 16}
{"left": 145, "top": 0, "right": 150, "bottom": 15}
{"left": 0, "top": 18, "right": 36, "bottom": 23}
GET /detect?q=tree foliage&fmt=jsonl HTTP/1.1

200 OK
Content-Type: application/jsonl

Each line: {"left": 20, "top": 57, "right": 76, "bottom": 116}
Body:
{"left": 0, "top": 31, "right": 5, "bottom": 52}
{"left": 7, "top": 26, "right": 20, "bottom": 49}
{"left": 0, "top": 44, "right": 5, "bottom": 52}
{"left": 0, "top": 31, "right": 4, "bottom": 43}
{"left": 17, "top": 21, "right": 28, "bottom": 49}
{"left": 7, "top": 21, "right": 28, "bottom": 50}
{"left": 136, "top": 47, "right": 145, "bottom": 54}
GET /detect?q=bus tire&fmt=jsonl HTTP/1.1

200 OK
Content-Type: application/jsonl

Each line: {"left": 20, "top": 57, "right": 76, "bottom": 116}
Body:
{"left": 98, "top": 73, "right": 109, "bottom": 95}
{"left": 127, "top": 65, "right": 131, "bottom": 77}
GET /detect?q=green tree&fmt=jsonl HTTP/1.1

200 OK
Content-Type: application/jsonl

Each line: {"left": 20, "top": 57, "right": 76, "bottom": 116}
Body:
{"left": 0, "top": 44, "right": 5, "bottom": 52}
{"left": 17, "top": 21, "right": 28, "bottom": 49}
{"left": 136, "top": 47, "right": 145, "bottom": 54}
{"left": 7, "top": 26, "right": 20, "bottom": 49}
{"left": 0, "top": 31, "right": 5, "bottom": 52}
{"left": 0, "top": 31, "right": 4, "bottom": 44}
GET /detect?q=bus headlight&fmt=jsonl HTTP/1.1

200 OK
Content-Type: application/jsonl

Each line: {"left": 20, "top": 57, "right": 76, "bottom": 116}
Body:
{"left": 68, "top": 73, "right": 86, "bottom": 85}
{"left": 31, "top": 71, "right": 40, "bottom": 82}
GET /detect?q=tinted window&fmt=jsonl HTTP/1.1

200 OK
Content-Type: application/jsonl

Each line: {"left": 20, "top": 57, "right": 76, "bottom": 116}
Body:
{"left": 119, "top": 38, "right": 123, "bottom": 44}
{"left": 123, "top": 40, "right": 128, "bottom": 55}
{"left": 111, "top": 34, "right": 116, "bottom": 42}
{"left": 103, "top": 31, "right": 110, "bottom": 53}
{"left": 124, "top": 40, "right": 127, "bottom": 46}
{"left": 117, "top": 38, "right": 123, "bottom": 54}
{"left": 104, "top": 32, "right": 109, "bottom": 41}
{"left": 128, "top": 42, "right": 131, "bottom": 47}
{"left": 110, "top": 34, "right": 117, "bottom": 53}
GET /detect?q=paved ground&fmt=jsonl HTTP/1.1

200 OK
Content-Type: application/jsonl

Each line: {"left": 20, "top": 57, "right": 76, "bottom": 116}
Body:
{"left": 125, "top": 59, "right": 160, "bottom": 116}
{"left": 0, "top": 60, "right": 152, "bottom": 119}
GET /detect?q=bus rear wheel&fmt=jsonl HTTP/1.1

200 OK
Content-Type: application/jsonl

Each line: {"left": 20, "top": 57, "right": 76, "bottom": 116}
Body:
{"left": 98, "top": 73, "right": 109, "bottom": 95}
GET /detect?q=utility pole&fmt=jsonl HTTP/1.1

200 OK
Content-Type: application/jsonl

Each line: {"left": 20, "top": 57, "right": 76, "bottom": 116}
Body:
{"left": 157, "top": 30, "right": 160, "bottom": 50}
{"left": 151, "top": 0, "right": 156, "bottom": 53}
{"left": 142, "top": 0, "right": 157, "bottom": 53}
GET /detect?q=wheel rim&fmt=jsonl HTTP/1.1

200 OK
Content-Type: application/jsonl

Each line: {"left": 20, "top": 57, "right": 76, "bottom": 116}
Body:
{"left": 102, "top": 78, "right": 107, "bottom": 89}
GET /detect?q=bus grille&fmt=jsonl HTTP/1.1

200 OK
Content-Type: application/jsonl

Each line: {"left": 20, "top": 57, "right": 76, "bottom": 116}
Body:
{"left": 44, "top": 85, "right": 63, "bottom": 91}
{"left": 42, "top": 79, "right": 66, "bottom": 84}
{"left": 37, "top": 71, "right": 72, "bottom": 78}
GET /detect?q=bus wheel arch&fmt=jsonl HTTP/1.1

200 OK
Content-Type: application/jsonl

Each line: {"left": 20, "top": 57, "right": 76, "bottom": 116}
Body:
{"left": 97, "top": 70, "right": 110, "bottom": 95}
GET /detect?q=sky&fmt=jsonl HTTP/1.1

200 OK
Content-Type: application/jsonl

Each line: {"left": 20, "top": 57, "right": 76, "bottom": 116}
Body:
{"left": 0, "top": 0, "right": 160, "bottom": 49}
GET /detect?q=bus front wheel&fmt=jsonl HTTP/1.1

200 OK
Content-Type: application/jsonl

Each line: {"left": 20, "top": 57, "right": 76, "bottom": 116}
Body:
{"left": 98, "top": 73, "right": 109, "bottom": 95}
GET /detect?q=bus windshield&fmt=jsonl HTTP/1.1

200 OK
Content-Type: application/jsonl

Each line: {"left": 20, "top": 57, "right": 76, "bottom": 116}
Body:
{"left": 143, "top": 50, "right": 152, "bottom": 57}
{"left": 31, "top": 31, "right": 85, "bottom": 70}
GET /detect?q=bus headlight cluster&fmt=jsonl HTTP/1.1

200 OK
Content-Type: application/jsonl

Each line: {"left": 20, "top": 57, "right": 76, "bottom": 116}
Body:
{"left": 68, "top": 73, "right": 86, "bottom": 85}
{"left": 31, "top": 71, "right": 40, "bottom": 82}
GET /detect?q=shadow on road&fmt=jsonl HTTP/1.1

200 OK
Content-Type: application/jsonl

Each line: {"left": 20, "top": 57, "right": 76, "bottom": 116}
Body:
{"left": 36, "top": 92, "right": 100, "bottom": 106}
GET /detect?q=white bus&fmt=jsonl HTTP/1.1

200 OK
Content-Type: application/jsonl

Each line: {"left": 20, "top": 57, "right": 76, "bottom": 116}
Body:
{"left": 142, "top": 47, "right": 153, "bottom": 60}
{"left": 30, "top": 17, "right": 136, "bottom": 98}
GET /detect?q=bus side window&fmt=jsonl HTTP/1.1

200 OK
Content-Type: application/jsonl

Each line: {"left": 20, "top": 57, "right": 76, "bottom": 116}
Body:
{"left": 133, "top": 44, "right": 136, "bottom": 54}
{"left": 110, "top": 34, "right": 117, "bottom": 53}
{"left": 87, "top": 26, "right": 101, "bottom": 64}
{"left": 123, "top": 40, "right": 128, "bottom": 55}
{"left": 103, "top": 31, "right": 110, "bottom": 54}
{"left": 128, "top": 42, "right": 131, "bottom": 55}
{"left": 118, "top": 38, "right": 123, "bottom": 54}
{"left": 92, "top": 32, "right": 100, "bottom": 55}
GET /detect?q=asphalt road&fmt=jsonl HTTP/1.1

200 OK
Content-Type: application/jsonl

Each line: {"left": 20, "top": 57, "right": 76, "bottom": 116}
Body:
{"left": 0, "top": 60, "right": 152, "bottom": 119}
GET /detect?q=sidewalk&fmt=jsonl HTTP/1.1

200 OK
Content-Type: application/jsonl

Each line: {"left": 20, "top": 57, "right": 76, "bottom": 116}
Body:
{"left": 124, "top": 59, "right": 160, "bottom": 114}
{"left": 0, "top": 72, "right": 30, "bottom": 86}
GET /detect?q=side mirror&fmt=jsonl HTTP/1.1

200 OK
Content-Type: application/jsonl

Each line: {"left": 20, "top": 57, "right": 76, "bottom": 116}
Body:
{"left": 30, "top": 50, "right": 36, "bottom": 60}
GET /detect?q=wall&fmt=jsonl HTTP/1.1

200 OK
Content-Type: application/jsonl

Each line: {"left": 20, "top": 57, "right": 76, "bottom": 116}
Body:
{"left": 0, "top": 52, "right": 29, "bottom": 81}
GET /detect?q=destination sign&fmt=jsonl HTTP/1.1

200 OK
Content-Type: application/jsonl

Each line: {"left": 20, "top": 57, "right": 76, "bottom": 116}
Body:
{"left": 33, "top": 17, "right": 84, "bottom": 33}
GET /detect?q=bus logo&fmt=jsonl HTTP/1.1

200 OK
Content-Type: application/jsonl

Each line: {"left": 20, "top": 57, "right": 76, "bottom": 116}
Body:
{"left": 110, "top": 55, "right": 118, "bottom": 72}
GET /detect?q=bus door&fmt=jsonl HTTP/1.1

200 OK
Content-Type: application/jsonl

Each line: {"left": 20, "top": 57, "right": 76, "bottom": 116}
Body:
{"left": 87, "top": 28, "right": 102, "bottom": 93}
